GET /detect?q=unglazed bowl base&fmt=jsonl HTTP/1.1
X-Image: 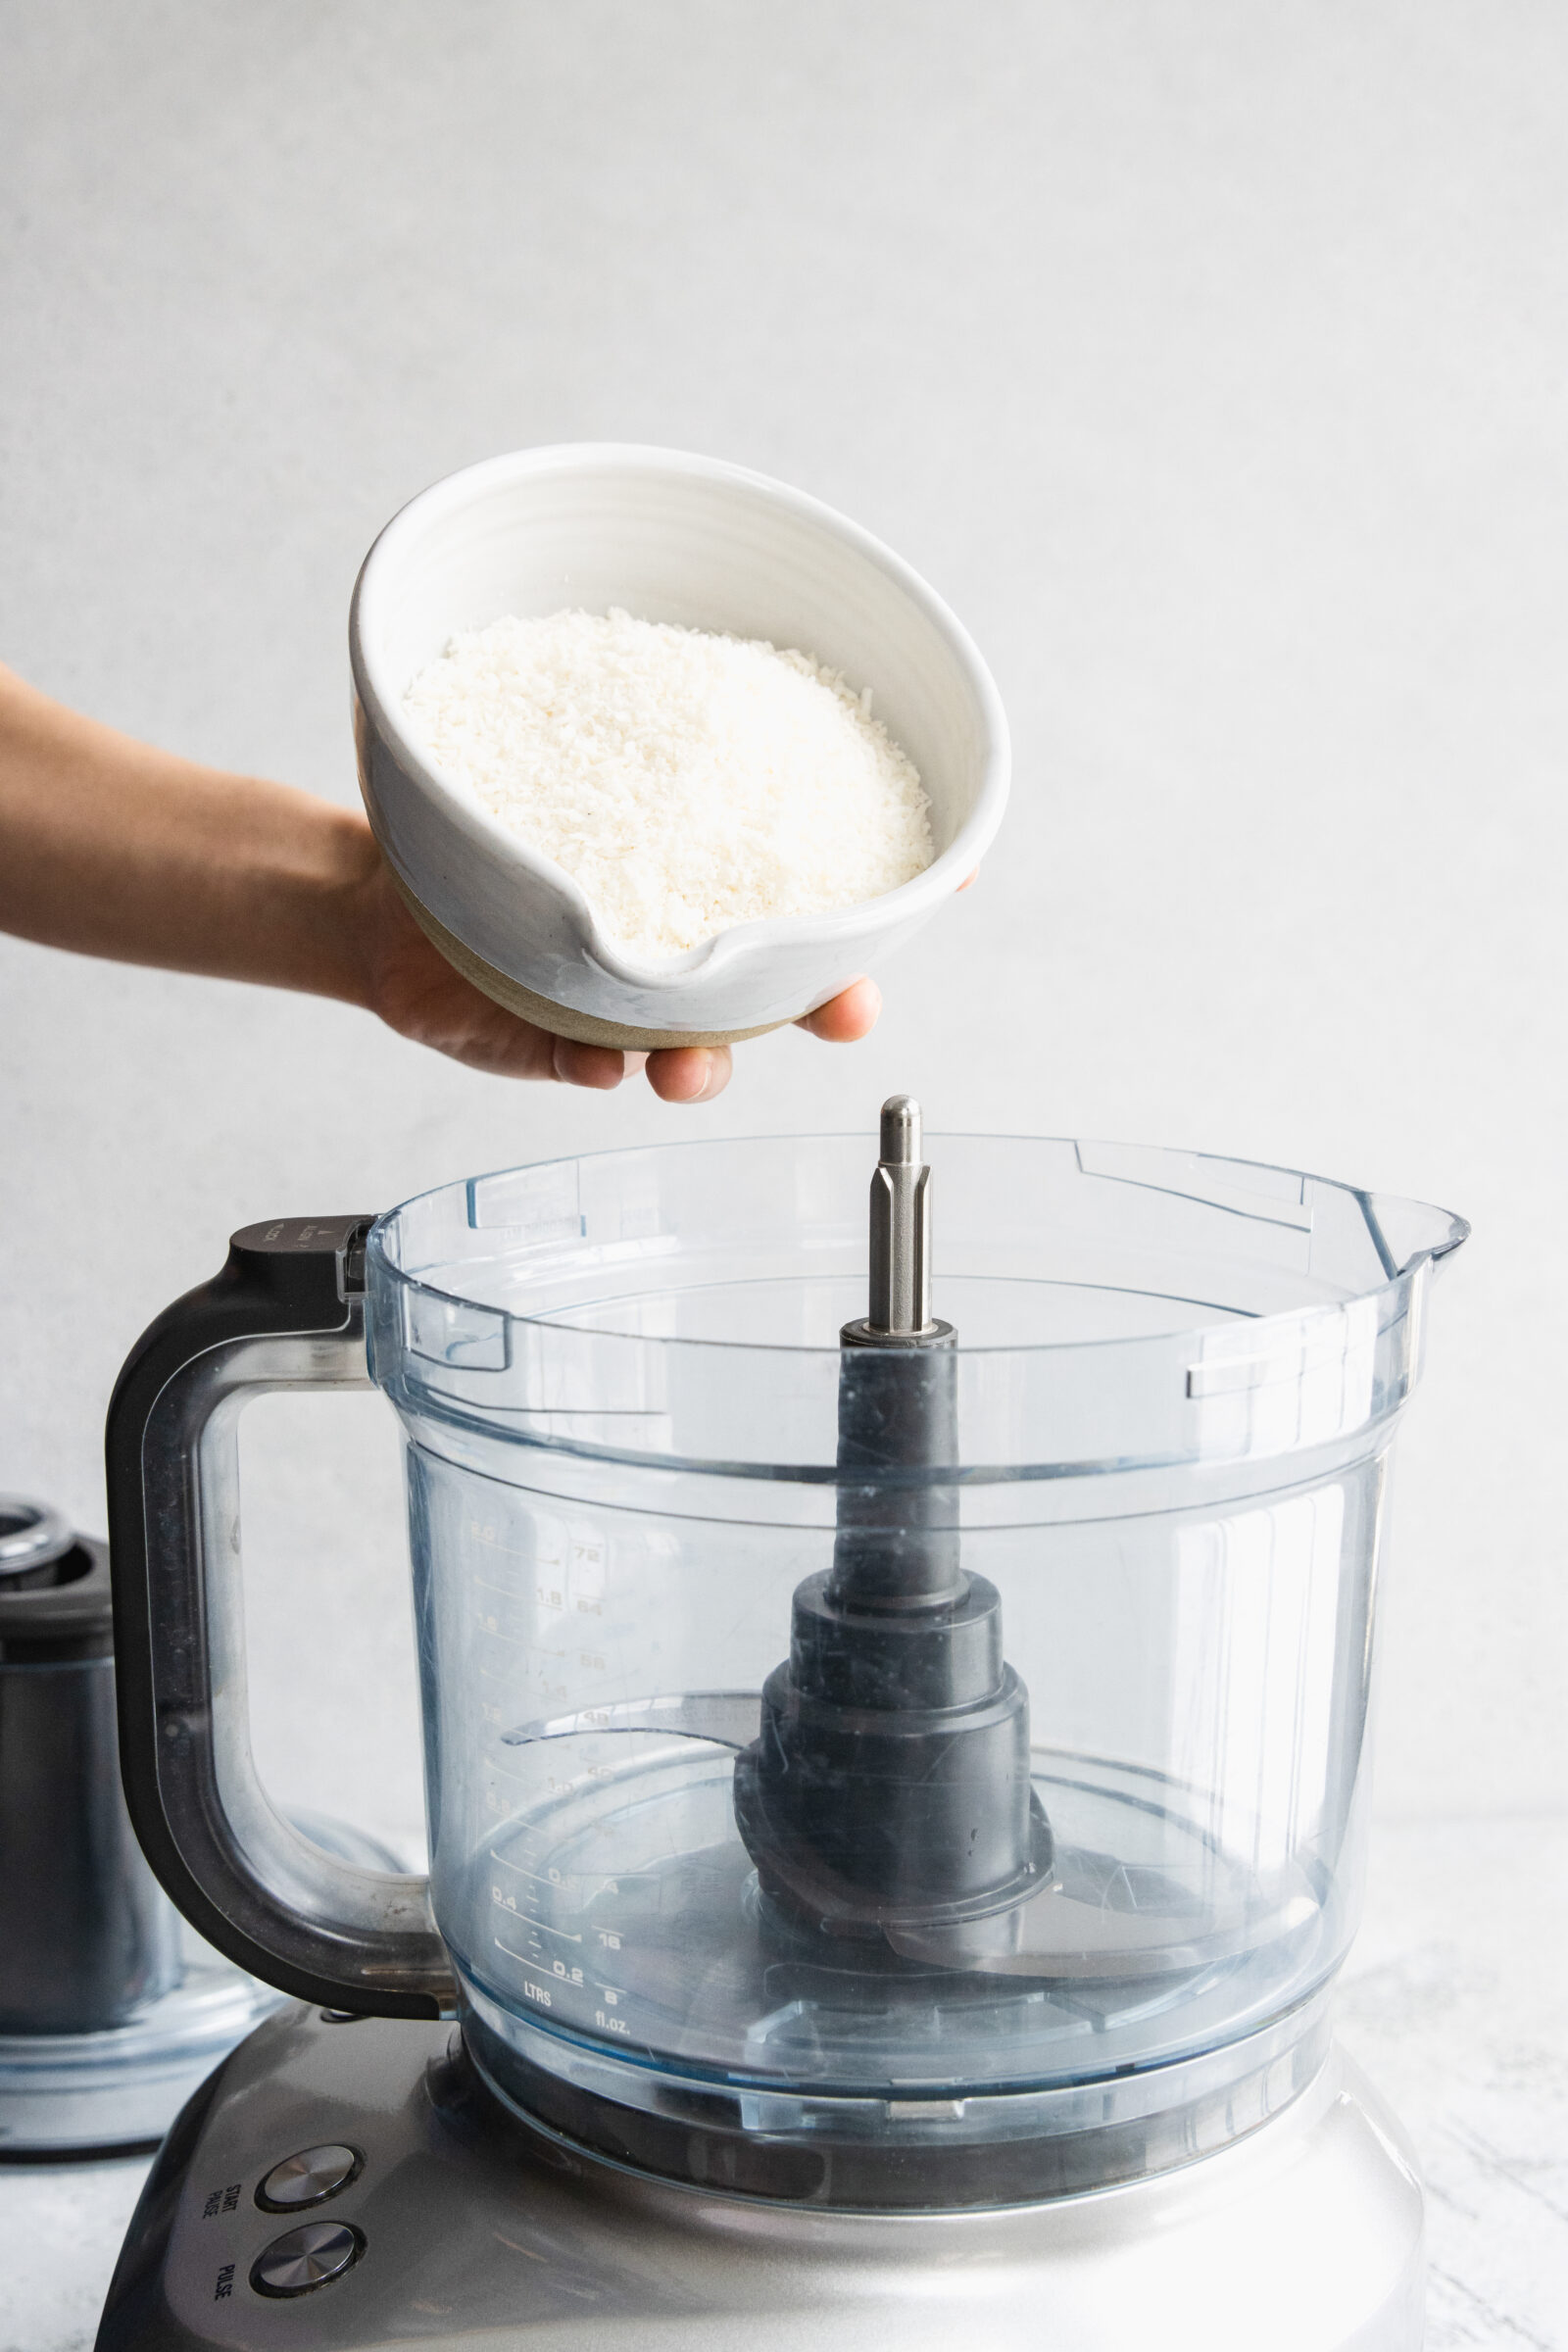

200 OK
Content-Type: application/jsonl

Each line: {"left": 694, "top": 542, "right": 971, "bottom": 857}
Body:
{"left": 392, "top": 874, "right": 792, "bottom": 1050}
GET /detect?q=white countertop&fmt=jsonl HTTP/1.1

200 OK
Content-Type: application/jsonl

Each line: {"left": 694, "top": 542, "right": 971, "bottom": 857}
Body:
{"left": 5, "top": 1816, "right": 1562, "bottom": 2352}
{"left": 1335, "top": 1817, "right": 1568, "bottom": 2348}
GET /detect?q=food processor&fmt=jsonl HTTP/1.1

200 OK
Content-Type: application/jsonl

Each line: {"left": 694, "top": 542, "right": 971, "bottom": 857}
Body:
{"left": 94, "top": 1104, "right": 1464, "bottom": 2349}
{"left": 0, "top": 1494, "right": 408, "bottom": 2158}
{"left": 0, "top": 1496, "right": 280, "bottom": 2155}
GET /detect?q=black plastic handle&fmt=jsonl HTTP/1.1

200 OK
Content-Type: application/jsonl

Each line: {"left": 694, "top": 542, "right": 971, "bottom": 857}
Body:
{"left": 106, "top": 1216, "right": 452, "bottom": 2019}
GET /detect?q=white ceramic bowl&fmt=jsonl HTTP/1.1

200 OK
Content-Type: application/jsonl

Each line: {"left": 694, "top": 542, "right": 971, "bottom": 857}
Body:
{"left": 350, "top": 445, "right": 1010, "bottom": 1048}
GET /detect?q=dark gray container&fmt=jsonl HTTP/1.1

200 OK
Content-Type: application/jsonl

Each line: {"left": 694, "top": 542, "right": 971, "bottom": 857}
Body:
{"left": 0, "top": 1499, "right": 180, "bottom": 2034}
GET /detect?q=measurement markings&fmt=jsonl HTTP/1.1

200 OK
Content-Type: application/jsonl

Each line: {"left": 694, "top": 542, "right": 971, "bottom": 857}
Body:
{"left": 488, "top": 1848, "right": 551, "bottom": 1882}
{"left": 490, "top": 1906, "right": 584, "bottom": 1949}
{"left": 487, "top": 1850, "right": 583, "bottom": 1886}
{"left": 478, "top": 1648, "right": 623, "bottom": 1684}
{"left": 472, "top": 1619, "right": 530, "bottom": 1648}
{"left": 492, "top": 1937, "right": 587, "bottom": 1998}
{"left": 487, "top": 1849, "right": 628, "bottom": 1908}
{"left": 494, "top": 1937, "right": 564, "bottom": 1972}
{"left": 477, "top": 1659, "right": 589, "bottom": 1689}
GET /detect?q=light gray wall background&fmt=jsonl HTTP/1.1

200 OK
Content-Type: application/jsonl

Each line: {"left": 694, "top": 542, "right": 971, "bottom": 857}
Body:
{"left": 2, "top": 1, "right": 1563, "bottom": 1863}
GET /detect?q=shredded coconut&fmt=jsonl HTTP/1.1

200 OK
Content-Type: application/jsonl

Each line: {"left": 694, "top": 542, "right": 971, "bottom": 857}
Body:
{"left": 401, "top": 609, "right": 933, "bottom": 960}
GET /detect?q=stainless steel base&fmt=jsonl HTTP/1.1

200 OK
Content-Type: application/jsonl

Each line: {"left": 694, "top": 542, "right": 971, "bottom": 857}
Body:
{"left": 0, "top": 1956, "right": 280, "bottom": 2157}
{"left": 95, "top": 2004, "right": 1425, "bottom": 2350}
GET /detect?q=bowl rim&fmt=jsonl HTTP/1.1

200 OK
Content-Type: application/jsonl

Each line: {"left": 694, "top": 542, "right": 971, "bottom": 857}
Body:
{"left": 371, "top": 1128, "right": 1470, "bottom": 1347}
{"left": 349, "top": 442, "right": 1011, "bottom": 989}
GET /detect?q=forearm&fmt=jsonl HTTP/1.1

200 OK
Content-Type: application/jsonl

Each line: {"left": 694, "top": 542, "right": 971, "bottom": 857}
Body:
{"left": 0, "top": 662, "right": 378, "bottom": 1004}
{"left": 0, "top": 662, "right": 877, "bottom": 1099}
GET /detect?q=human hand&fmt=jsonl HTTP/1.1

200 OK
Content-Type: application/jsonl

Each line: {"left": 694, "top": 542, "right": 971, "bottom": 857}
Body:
{"left": 0, "top": 657, "right": 941, "bottom": 1102}
{"left": 350, "top": 850, "right": 881, "bottom": 1102}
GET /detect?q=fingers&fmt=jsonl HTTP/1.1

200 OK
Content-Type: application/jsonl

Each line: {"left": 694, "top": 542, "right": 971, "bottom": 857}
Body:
{"left": 380, "top": 984, "right": 564, "bottom": 1082}
{"left": 364, "top": 857, "right": 898, "bottom": 1092}
{"left": 795, "top": 975, "right": 881, "bottom": 1044}
{"left": 645, "top": 1044, "right": 732, "bottom": 1102}
{"left": 638, "top": 976, "right": 879, "bottom": 1099}
{"left": 551, "top": 1036, "right": 632, "bottom": 1090}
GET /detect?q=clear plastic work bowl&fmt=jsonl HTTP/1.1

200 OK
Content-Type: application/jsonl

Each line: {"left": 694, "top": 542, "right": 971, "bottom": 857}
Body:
{"left": 365, "top": 1134, "right": 1463, "bottom": 2139}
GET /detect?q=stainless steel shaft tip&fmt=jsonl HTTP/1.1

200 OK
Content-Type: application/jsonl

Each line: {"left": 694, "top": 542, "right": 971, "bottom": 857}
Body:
{"left": 868, "top": 1095, "right": 932, "bottom": 1335}
{"left": 880, "top": 1095, "right": 922, "bottom": 1167}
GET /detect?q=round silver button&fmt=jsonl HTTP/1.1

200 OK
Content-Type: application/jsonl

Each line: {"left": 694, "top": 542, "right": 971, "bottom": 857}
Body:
{"left": 251, "top": 2220, "right": 364, "bottom": 2297}
{"left": 256, "top": 2144, "right": 362, "bottom": 2211}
